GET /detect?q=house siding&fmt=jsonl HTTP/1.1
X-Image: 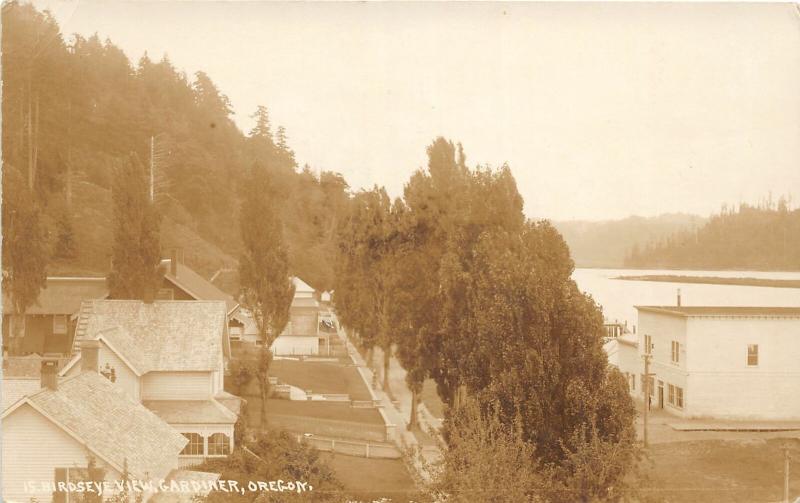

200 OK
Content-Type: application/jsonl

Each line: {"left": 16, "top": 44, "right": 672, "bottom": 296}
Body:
{"left": 684, "top": 317, "right": 800, "bottom": 420}
{"left": 142, "top": 372, "right": 212, "bottom": 400}
{"left": 2, "top": 403, "right": 122, "bottom": 503}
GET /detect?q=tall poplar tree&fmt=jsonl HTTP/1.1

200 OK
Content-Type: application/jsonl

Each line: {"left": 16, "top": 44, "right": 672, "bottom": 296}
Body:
{"left": 106, "top": 154, "right": 163, "bottom": 301}
{"left": 239, "top": 161, "right": 295, "bottom": 426}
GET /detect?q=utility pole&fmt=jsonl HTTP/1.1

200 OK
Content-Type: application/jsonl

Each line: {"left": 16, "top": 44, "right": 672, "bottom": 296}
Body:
{"left": 782, "top": 443, "right": 791, "bottom": 503}
{"left": 642, "top": 350, "right": 654, "bottom": 447}
{"left": 149, "top": 135, "right": 155, "bottom": 202}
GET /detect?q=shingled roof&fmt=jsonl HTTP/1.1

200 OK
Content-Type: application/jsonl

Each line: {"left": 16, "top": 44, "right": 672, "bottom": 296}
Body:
{"left": 74, "top": 300, "right": 227, "bottom": 372}
{"left": 3, "top": 372, "right": 186, "bottom": 480}
{"left": 2, "top": 277, "right": 108, "bottom": 315}
{"left": 161, "top": 259, "right": 239, "bottom": 315}
{"left": 143, "top": 399, "right": 238, "bottom": 424}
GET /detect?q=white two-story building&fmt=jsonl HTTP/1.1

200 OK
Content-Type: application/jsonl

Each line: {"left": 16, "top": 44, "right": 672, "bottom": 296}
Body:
{"left": 635, "top": 305, "right": 800, "bottom": 421}
{"left": 61, "top": 300, "right": 240, "bottom": 465}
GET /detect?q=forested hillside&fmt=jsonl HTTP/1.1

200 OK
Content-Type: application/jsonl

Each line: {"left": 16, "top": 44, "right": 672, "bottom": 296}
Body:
{"left": 1, "top": 2, "right": 348, "bottom": 291}
{"left": 554, "top": 213, "right": 705, "bottom": 268}
{"left": 625, "top": 199, "right": 800, "bottom": 271}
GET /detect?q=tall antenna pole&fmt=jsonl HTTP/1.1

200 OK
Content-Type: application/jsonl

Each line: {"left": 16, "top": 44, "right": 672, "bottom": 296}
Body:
{"left": 149, "top": 135, "right": 155, "bottom": 202}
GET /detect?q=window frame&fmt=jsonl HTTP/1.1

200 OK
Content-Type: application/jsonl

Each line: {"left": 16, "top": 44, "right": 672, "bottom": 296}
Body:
{"left": 670, "top": 341, "right": 680, "bottom": 364}
{"left": 668, "top": 384, "right": 675, "bottom": 405}
{"left": 747, "top": 344, "right": 759, "bottom": 367}
{"left": 207, "top": 432, "right": 231, "bottom": 456}
{"left": 180, "top": 433, "right": 204, "bottom": 456}
{"left": 676, "top": 387, "right": 684, "bottom": 409}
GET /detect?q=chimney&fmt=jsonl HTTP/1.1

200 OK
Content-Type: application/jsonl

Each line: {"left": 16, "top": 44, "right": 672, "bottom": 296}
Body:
{"left": 41, "top": 359, "right": 59, "bottom": 391}
{"left": 677, "top": 288, "right": 682, "bottom": 307}
{"left": 170, "top": 248, "right": 178, "bottom": 277}
{"left": 81, "top": 339, "right": 101, "bottom": 373}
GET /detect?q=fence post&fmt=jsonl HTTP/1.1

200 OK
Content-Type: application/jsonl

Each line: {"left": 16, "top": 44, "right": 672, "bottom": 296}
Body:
{"left": 365, "top": 443, "right": 370, "bottom": 459}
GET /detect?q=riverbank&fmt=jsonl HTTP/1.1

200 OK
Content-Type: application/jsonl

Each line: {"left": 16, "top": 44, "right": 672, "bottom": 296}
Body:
{"left": 613, "top": 274, "right": 800, "bottom": 289}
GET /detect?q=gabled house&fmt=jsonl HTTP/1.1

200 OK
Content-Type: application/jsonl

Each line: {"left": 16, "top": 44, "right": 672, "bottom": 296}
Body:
{"left": 272, "top": 297, "right": 321, "bottom": 356}
{"left": 157, "top": 257, "right": 248, "bottom": 352}
{"left": 2, "top": 277, "right": 108, "bottom": 357}
{"left": 292, "top": 276, "right": 316, "bottom": 299}
{"left": 61, "top": 300, "right": 239, "bottom": 466}
{"left": 2, "top": 356, "right": 189, "bottom": 503}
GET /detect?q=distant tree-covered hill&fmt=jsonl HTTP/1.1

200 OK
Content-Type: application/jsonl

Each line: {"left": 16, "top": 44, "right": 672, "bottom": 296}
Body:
{"left": 553, "top": 214, "right": 705, "bottom": 268}
{"left": 1, "top": 2, "right": 349, "bottom": 292}
{"left": 624, "top": 200, "right": 800, "bottom": 271}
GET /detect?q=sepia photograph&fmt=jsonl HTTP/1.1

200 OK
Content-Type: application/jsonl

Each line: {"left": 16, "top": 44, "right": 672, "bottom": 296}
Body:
{"left": 1, "top": 1, "right": 800, "bottom": 502}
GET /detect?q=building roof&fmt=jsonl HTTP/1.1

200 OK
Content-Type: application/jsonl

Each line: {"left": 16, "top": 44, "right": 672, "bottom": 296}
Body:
{"left": 214, "top": 390, "right": 245, "bottom": 416}
{"left": 161, "top": 259, "right": 239, "bottom": 315}
{"left": 292, "top": 277, "right": 315, "bottom": 294}
{"left": 143, "top": 399, "right": 238, "bottom": 424}
{"left": 74, "top": 300, "right": 227, "bottom": 372}
{"left": 635, "top": 306, "right": 800, "bottom": 318}
{"left": 3, "top": 372, "right": 186, "bottom": 479}
{"left": 2, "top": 277, "right": 108, "bottom": 315}
{"left": 2, "top": 377, "right": 41, "bottom": 411}
{"left": 3, "top": 355, "right": 71, "bottom": 378}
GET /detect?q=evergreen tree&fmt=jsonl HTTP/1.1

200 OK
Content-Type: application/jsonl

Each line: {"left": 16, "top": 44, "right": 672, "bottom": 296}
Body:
{"left": 249, "top": 105, "right": 273, "bottom": 141}
{"left": 106, "top": 154, "right": 163, "bottom": 300}
{"left": 1, "top": 166, "right": 48, "bottom": 353}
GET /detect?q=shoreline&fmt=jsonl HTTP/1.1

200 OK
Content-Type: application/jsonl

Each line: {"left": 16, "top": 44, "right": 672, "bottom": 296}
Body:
{"left": 612, "top": 275, "right": 800, "bottom": 289}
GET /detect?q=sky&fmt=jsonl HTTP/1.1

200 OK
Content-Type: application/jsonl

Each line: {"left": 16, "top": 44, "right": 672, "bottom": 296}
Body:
{"left": 33, "top": 1, "right": 800, "bottom": 221}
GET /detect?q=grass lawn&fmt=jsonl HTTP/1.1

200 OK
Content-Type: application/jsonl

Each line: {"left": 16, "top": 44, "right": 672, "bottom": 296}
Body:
{"left": 270, "top": 359, "right": 373, "bottom": 401}
{"left": 323, "top": 452, "right": 421, "bottom": 502}
{"left": 640, "top": 438, "right": 800, "bottom": 502}
{"left": 420, "top": 379, "right": 445, "bottom": 419}
{"left": 248, "top": 397, "right": 384, "bottom": 424}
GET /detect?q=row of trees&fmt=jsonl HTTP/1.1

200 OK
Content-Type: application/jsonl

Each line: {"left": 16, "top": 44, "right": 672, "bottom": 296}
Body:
{"left": 625, "top": 198, "right": 800, "bottom": 270}
{"left": 334, "top": 138, "right": 638, "bottom": 501}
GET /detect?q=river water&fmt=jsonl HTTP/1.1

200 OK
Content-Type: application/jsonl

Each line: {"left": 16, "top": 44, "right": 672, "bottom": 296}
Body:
{"left": 572, "top": 268, "right": 800, "bottom": 333}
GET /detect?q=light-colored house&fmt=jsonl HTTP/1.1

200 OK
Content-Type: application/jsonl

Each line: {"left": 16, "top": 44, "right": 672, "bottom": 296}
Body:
{"left": 2, "top": 277, "right": 108, "bottom": 357}
{"left": 292, "top": 277, "right": 315, "bottom": 299}
{"left": 271, "top": 297, "right": 321, "bottom": 356}
{"left": 61, "top": 300, "right": 239, "bottom": 465}
{"left": 604, "top": 333, "right": 640, "bottom": 395}
{"left": 2, "top": 357, "right": 188, "bottom": 503}
{"left": 635, "top": 305, "right": 800, "bottom": 420}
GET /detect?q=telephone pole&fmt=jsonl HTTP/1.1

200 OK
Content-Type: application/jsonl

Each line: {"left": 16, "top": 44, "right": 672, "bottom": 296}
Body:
{"left": 782, "top": 443, "right": 791, "bottom": 503}
{"left": 642, "top": 350, "right": 654, "bottom": 447}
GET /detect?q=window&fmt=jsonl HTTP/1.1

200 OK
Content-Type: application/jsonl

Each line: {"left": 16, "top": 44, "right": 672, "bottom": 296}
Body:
{"left": 54, "top": 467, "right": 95, "bottom": 503}
{"left": 53, "top": 315, "right": 68, "bottom": 335}
{"left": 670, "top": 341, "right": 680, "bottom": 363}
{"left": 208, "top": 433, "right": 231, "bottom": 455}
{"left": 676, "top": 387, "right": 684, "bottom": 409}
{"left": 181, "top": 433, "right": 204, "bottom": 456}
{"left": 747, "top": 344, "right": 759, "bottom": 366}
{"left": 644, "top": 335, "right": 653, "bottom": 354}
{"left": 668, "top": 384, "right": 675, "bottom": 405}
